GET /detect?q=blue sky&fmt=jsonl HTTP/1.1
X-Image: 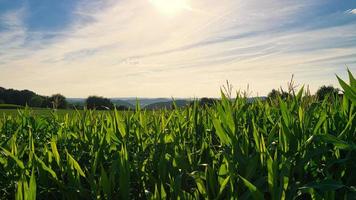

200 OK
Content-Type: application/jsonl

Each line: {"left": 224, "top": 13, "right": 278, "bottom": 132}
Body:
{"left": 0, "top": 0, "right": 355, "bottom": 97}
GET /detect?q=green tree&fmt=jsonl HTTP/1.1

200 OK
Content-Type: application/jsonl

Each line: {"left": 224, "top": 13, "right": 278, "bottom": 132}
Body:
{"left": 50, "top": 94, "right": 68, "bottom": 109}
{"left": 200, "top": 97, "right": 216, "bottom": 107}
{"left": 0, "top": 87, "right": 37, "bottom": 106}
{"left": 267, "top": 89, "right": 280, "bottom": 99}
{"left": 29, "top": 96, "right": 44, "bottom": 107}
{"left": 20, "top": 90, "right": 36, "bottom": 106}
{"left": 315, "top": 85, "right": 339, "bottom": 101}
{"left": 267, "top": 89, "right": 290, "bottom": 100}
{"left": 41, "top": 97, "right": 52, "bottom": 108}
{"left": 86, "top": 96, "right": 114, "bottom": 110}
{"left": 0, "top": 87, "right": 5, "bottom": 104}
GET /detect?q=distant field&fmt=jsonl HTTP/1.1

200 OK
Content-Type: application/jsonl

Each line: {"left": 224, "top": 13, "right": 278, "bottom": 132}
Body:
{"left": 0, "top": 104, "right": 24, "bottom": 109}
{"left": 0, "top": 108, "right": 73, "bottom": 116}
{"left": 0, "top": 108, "right": 117, "bottom": 117}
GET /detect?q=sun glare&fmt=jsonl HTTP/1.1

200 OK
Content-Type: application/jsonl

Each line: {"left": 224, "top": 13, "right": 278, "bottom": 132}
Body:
{"left": 150, "top": 0, "right": 191, "bottom": 15}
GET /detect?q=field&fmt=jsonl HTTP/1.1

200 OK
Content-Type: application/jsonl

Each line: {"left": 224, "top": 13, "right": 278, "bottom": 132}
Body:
{"left": 0, "top": 109, "right": 112, "bottom": 117}
{"left": 0, "top": 71, "right": 355, "bottom": 200}
{"left": 0, "top": 109, "right": 73, "bottom": 117}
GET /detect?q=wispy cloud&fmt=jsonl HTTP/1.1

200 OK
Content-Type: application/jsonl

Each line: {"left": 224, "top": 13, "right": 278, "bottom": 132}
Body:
{"left": 0, "top": 0, "right": 355, "bottom": 97}
{"left": 0, "top": 9, "right": 25, "bottom": 42}
{"left": 346, "top": 9, "right": 356, "bottom": 15}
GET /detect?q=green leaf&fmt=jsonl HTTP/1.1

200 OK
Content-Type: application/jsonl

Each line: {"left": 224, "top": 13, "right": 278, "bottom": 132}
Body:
{"left": 299, "top": 179, "right": 344, "bottom": 191}
{"left": 217, "top": 176, "right": 230, "bottom": 198}
{"left": 66, "top": 151, "right": 86, "bottom": 177}
{"left": 347, "top": 68, "right": 356, "bottom": 88}
{"left": 1, "top": 147, "right": 25, "bottom": 169}
{"left": 337, "top": 75, "right": 356, "bottom": 104}
{"left": 50, "top": 138, "right": 60, "bottom": 166}
{"left": 100, "top": 165, "right": 111, "bottom": 198}
{"left": 238, "top": 175, "right": 264, "bottom": 200}
{"left": 15, "top": 178, "right": 23, "bottom": 200}
{"left": 338, "top": 113, "right": 356, "bottom": 138}
{"left": 213, "top": 119, "right": 231, "bottom": 145}
{"left": 28, "top": 168, "right": 37, "bottom": 200}
{"left": 35, "top": 155, "right": 58, "bottom": 179}
{"left": 118, "top": 145, "right": 130, "bottom": 200}
{"left": 313, "top": 113, "right": 326, "bottom": 135}
{"left": 314, "top": 134, "right": 356, "bottom": 150}
{"left": 115, "top": 112, "right": 127, "bottom": 138}
{"left": 279, "top": 98, "right": 290, "bottom": 126}
{"left": 296, "top": 86, "right": 304, "bottom": 101}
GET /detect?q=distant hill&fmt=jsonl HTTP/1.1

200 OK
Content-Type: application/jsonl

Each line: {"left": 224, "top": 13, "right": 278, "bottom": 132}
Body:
{"left": 68, "top": 98, "right": 194, "bottom": 110}
{"left": 111, "top": 99, "right": 135, "bottom": 109}
{"left": 115, "top": 98, "right": 187, "bottom": 107}
{"left": 144, "top": 100, "right": 191, "bottom": 110}
{"left": 67, "top": 97, "right": 267, "bottom": 110}
{"left": 67, "top": 98, "right": 135, "bottom": 109}
{"left": 66, "top": 98, "right": 85, "bottom": 104}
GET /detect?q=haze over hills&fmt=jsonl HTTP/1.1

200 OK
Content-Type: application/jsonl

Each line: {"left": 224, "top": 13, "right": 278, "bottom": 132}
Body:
{"left": 1, "top": 85, "right": 267, "bottom": 110}
{"left": 67, "top": 97, "right": 266, "bottom": 109}
{"left": 67, "top": 97, "right": 194, "bottom": 108}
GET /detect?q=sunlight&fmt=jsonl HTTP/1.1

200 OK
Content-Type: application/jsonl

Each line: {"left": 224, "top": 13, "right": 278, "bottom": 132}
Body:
{"left": 150, "top": 0, "right": 191, "bottom": 15}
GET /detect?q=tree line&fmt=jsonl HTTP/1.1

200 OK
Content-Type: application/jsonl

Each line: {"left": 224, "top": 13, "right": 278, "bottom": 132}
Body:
{"left": 0, "top": 87, "right": 67, "bottom": 108}
{"left": 198, "top": 85, "right": 341, "bottom": 107}
{"left": 0, "top": 85, "right": 341, "bottom": 110}
{"left": 0, "top": 87, "right": 129, "bottom": 110}
{"left": 266, "top": 85, "right": 340, "bottom": 101}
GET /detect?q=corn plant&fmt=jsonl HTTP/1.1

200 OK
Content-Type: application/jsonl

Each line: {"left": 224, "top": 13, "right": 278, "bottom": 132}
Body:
{"left": 0, "top": 70, "right": 355, "bottom": 199}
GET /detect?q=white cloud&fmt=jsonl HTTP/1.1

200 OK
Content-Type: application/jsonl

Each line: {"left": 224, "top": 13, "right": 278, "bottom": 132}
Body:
{"left": 0, "top": 0, "right": 355, "bottom": 97}
{"left": 0, "top": 8, "right": 26, "bottom": 47}
{"left": 346, "top": 9, "right": 356, "bottom": 15}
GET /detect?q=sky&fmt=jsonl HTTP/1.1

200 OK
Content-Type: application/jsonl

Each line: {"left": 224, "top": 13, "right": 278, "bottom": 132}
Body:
{"left": 0, "top": 0, "right": 355, "bottom": 98}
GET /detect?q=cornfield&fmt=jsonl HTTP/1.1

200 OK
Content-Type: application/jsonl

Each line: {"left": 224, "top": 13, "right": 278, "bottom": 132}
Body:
{"left": 0, "top": 70, "right": 355, "bottom": 200}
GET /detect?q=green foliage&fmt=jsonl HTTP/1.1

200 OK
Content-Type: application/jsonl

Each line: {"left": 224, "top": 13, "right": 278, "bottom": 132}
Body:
{"left": 29, "top": 96, "right": 44, "bottom": 108}
{"left": 49, "top": 94, "right": 68, "bottom": 109}
{"left": 0, "top": 87, "right": 68, "bottom": 109}
{"left": 315, "top": 85, "right": 339, "bottom": 101}
{"left": 337, "top": 69, "right": 356, "bottom": 104}
{"left": 86, "top": 96, "right": 114, "bottom": 110}
{"left": 0, "top": 70, "right": 355, "bottom": 199}
{"left": 267, "top": 89, "right": 290, "bottom": 100}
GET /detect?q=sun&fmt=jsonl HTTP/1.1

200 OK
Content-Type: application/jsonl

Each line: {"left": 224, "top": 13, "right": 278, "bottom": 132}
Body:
{"left": 150, "top": 0, "right": 191, "bottom": 15}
